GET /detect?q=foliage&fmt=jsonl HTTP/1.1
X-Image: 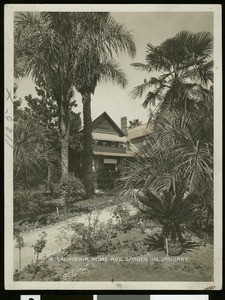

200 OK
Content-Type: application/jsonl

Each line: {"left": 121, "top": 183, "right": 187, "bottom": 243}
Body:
{"left": 14, "top": 117, "right": 59, "bottom": 186}
{"left": 21, "top": 259, "right": 56, "bottom": 280}
{"left": 23, "top": 86, "right": 82, "bottom": 152}
{"left": 57, "top": 214, "right": 117, "bottom": 256}
{"left": 13, "top": 185, "right": 56, "bottom": 222}
{"left": 14, "top": 230, "right": 26, "bottom": 274}
{"left": 137, "top": 186, "right": 202, "bottom": 245}
{"left": 128, "top": 119, "right": 142, "bottom": 128}
{"left": 112, "top": 204, "right": 131, "bottom": 232}
{"left": 125, "top": 30, "right": 213, "bottom": 201}
{"left": 122, "top": 105, "right": 213, "bottom": 193}
{"left": 121, "top": 90, "right": 213, "bottom": 239}
{"left": 96, "top": 169, "right": 121, "bottom": 190}
{"left": 144, "top": 232, "right": 200, "bottom": 254}
{"left": 14, "top": 12, "right": 136, "bottom": 184}
{"left": 130, "top": 30, "right": 213, "bottom": 118}
{"left": 24, "top": 87, "right": 58, "bottom": 129}
{"left": 32, "top": 231, "right": 47, "bottom": 262}
{"left": 144, "top": 232, "right": 164, "bottom": 251}
{"left": 15, "top": 231, "right": 26, "bottom": 250}
{"left": 58, "top": 174, "right": 86, "bottom": 208}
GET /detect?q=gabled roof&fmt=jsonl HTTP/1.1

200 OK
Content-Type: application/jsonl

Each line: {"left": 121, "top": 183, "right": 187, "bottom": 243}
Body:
{"left": 91, "top": 111, "right": 125, "bottom": 137}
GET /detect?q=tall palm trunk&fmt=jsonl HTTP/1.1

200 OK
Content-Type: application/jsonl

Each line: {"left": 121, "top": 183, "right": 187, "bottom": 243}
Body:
{"left": 82, "top": 92, "right": 95, "bottom": 196}
{"left": 60, "top": 134, "right": 69, "bottom": 177}
{"left": 58, "top": 101, "right": 70, "bottom": 178}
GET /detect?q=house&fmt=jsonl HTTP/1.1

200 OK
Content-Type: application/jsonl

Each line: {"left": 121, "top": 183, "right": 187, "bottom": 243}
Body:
{"left": 71, "top": 111, "right": 153, "bottom": 188}
{"left": 127, "top": 122, "right": 154, "bottom": 151}
{"left": 91, "top": 112, "right": 133, "bottom": 173}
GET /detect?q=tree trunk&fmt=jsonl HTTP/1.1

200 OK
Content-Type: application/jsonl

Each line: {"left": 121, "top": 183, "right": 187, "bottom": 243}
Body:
{"left": 61, "top": 135, "right": 69, "bottom": 177}
{"left": 58, "top": 99, "right": 70, "bottom": 178}
{"left": 19, "top": 248, "right": 22, "bottom": 273}
{"left": 82, "top": 92, "right": 95, "bottom": 196}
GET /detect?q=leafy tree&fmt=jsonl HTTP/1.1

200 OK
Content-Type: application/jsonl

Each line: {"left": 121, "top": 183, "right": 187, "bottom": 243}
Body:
{"left": 24, "top": 86, "right": 82, "bottom": 154}
{"left": 128, "top": 118, "right": 142, "bottom": 128}
{"left": 15, "top": 231, "right": 26, "bottom": 274}
{"left": 14, "top": 12, "right": 136, "bottom": 196}
{"left": 14, "top": 86, "right": 82, "bottom": 186}
{"left": 32, "top": 231, "right": 47, "bottom": 263}
{"left": 14, "top": 12, "right": 87, "bottom": 177}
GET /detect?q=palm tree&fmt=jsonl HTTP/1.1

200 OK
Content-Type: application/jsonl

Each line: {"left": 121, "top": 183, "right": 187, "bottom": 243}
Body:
{"left": 128, "top": 119, "right": 142, "bottom": 128}
{"left": 14, "top": 117, "right": 58, "bottom": 186}
{"left": 121, "top": 90, "right": 213, "bottom": 240}
{"left": 124, "top": 31, "right": 214, "bottom": 239}
{"left": 130, "top": 31, "right": 213, "bottom": 118}
{"left": 73, "top": 13, "right": 136, "bottom": 195}
{"left": 14, "top": 12, "right": 96, "bottom": 177}
{"left": 14, "top": 12, "right": 136, "bottom": 195}
{"left": 137, "top": 186, "right": 201, "bottom": 255}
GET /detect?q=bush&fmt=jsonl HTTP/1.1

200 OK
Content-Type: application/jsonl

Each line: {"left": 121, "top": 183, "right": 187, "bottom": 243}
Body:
{"left": 13, "top": 185, "right": 54, "bottom": 222}
{"left": 58, "top": 174, "right": 86, "bottom": 208}
{"left": 22, "top": 260, "right": 56, "bottom": 280}
{"left": 96, "top": 170, "right": 120, "bottom": 190}
{"left": 57, "top": 215, "right": 116, "bottom": 256}
{"left": 112, "top": 204, "right": 131, "bottom": 233}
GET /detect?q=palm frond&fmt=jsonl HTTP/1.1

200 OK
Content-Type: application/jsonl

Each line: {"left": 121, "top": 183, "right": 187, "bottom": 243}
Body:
{"left": 131, "top": 63, "right": 151, "bottom": 72}
{"left": 99, "top": 59, "right": 128, "bottom": 88}
{"left": 101, "top": 15, "right": 136, "bottom": 58}
{"left": 130, "top": 77, "right": 162, "bottom": 100}
{"left": 14, "top": 117, "right": 59, "bottom": 184}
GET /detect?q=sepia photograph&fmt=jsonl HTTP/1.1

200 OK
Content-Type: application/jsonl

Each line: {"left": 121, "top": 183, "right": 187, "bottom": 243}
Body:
{"left": 4, "top": 4, "right": 222, "bottom": 290}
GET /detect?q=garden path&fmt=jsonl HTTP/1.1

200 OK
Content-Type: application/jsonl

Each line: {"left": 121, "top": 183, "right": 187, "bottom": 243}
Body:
{"left": 13, "top": 203, "right": 137, "bottom": 271}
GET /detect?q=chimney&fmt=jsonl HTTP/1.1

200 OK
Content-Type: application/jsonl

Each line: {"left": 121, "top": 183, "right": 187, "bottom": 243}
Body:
{"left": 121, "top": 116, "right": 127, "bottom": 136}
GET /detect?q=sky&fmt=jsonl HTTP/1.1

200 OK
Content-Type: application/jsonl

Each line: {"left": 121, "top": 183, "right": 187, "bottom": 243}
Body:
{"left": 16, "top": 11, "right": 213, "bottom": 127}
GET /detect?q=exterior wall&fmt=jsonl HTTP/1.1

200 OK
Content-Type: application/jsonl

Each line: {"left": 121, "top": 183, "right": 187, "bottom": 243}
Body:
{"left": 72, "top": 113, "right": 134, "bottom": 188}
{"left": 93, "top": 120, "right": 118, "bottom": 135}
{"left": 131, "top": 136, "right": 146, "bottom": 150}
{"left": 93, "top": 145, "right": 126, "bottom": 154}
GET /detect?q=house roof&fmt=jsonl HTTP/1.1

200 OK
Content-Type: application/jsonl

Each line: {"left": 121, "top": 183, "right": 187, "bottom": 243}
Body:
{"left": 91, "top": 112, "right": 125, "bottom": 137}
{"left": 127, "top": 123, "right": 154, "bottom": 140}
{"left": 92, "top": 132, "right": 127, "bottom": 142}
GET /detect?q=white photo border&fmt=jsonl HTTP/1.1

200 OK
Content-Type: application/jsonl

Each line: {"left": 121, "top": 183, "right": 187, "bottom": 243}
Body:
{"left": 4, "top": 3, "right": 222, "bottom": 290}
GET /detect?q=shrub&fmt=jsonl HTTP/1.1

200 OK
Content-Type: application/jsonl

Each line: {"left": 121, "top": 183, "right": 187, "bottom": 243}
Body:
{"left": 13, "top": 185, "right": 54, "bottom": 222}
{"left": 137, "top": 185, "right": 202, "bottom": 255}
{"left": 32, "top": 231, "right": 47, "bottom": 262}
{"left": 59, "top": 174, "right": 86, "bottom": 208}
{"left": 96, "top": 170, "right": 120, "bottom": 190}
{"left": 22, "top": 260, "right": 56, "bottom": 280}
{"left": 57, "top": 214, "right": 116, "bottom": 256}
{"left": 112, "top": 204, "right": 131, "bottom": 232}
{"left": 144, "top": 233, "right": 164, "bottom": 251}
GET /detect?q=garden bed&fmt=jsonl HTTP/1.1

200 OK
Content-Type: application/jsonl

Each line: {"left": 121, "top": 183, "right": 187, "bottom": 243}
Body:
{"left": 14, "top": 192, "right": 125, "bottom": 234}
{"left": 15, "top": 218, "right": 213, "bottom": 282}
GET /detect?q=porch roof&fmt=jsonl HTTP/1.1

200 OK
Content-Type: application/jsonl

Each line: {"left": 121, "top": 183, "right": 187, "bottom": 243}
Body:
{"left": 93, "top": 150, "right": 133, "bottom": 157}
{"left": 92, "top": 132, "right": 127, "bottom": 142}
